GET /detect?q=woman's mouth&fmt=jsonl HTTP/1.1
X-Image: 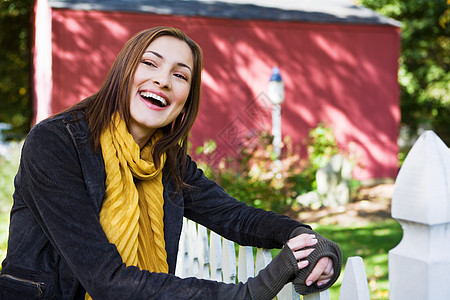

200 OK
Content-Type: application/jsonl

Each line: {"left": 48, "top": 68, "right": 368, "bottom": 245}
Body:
{"left": 139, "top": 91, "right": 168, "bottom": 108}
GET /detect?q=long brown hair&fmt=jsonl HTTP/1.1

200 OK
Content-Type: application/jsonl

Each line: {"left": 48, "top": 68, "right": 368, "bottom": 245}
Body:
{"left": 65, "top": 26, "right": 203, "bottom": 191}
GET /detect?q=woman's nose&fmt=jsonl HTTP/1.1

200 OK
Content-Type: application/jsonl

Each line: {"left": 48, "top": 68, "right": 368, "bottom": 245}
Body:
{"left": 153, "top": 72, "right": 171, "bottom": 89}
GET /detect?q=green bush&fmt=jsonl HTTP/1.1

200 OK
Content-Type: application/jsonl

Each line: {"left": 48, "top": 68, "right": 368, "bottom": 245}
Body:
{"left": 0, "top": 141, "right": 22, "bottom": 265}
{"left": 195, "top": 124, "right": 349, "bottom": 213}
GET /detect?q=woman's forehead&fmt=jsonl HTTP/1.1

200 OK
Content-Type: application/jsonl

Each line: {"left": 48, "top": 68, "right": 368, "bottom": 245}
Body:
{"left": 144, "top": 36, "right": 194, "bottom": 70}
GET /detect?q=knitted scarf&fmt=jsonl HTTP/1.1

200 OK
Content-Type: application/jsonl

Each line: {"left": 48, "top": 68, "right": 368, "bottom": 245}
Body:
{"left": 86, "top": 115, "right": 168, "bottom": 299}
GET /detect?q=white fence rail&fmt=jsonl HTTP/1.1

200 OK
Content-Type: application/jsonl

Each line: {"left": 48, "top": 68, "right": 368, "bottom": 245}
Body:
{"left": 176, "top": 130, "right": 450, "bottom": 300}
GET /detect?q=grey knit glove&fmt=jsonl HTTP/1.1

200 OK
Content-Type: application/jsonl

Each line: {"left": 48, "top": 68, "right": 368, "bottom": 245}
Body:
{"left": 289, "top": 226, "right": 342, "bottom": 295}
{"left": 217, "top": 245, "right": 298, "bottom": 300}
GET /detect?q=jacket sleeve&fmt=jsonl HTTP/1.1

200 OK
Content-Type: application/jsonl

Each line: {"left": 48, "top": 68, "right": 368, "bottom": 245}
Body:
{"left": 14, "top": 121, "right": 220, "bottom": 299}
{"left": 182, "top": 155, "right": 311, "bottom": 249}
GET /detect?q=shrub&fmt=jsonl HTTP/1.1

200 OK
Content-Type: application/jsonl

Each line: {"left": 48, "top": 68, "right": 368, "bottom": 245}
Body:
{"left": 195, "top": 123, "right": 347, "bottom": 213}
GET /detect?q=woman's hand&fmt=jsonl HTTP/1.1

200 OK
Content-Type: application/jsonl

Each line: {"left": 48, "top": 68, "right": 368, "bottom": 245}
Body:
{"left": 286, "top": 234, "right": 334, "bottom": 286}
{"left": 286, "top": 234, "right": 318, "bottom": 269}
{"left": 306, "top": 257, "right": 334, "bottom": 287}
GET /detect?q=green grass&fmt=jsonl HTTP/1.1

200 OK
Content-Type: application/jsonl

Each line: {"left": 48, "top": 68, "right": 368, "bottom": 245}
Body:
{"left": 315, "top": 219, "right": 403, "bottom": 299}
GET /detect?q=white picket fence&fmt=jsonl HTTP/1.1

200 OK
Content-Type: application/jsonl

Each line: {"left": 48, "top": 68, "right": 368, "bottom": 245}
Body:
{"left": 175, "top": 217, "right": 370, "bottom": 300}
{"left": 176, "top": 130, "right": 450, "bottom": 300}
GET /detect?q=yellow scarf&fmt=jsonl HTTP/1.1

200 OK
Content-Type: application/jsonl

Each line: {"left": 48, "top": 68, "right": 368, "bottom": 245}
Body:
{"left": 86, "top": 115, "right": 168, "bottom": 299}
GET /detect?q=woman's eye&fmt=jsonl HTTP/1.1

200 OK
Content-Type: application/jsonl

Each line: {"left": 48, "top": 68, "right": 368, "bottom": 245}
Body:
{"left": 174, "top": 73, "right": 188, "bottom": 81}
{"left": 142, "top": 61, "right": 156, "bottom": 67}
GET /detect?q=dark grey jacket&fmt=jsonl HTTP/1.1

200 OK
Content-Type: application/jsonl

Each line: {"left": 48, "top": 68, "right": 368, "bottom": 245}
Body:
{"left": 0, "top": 111, "right": 306, "bottom": 299}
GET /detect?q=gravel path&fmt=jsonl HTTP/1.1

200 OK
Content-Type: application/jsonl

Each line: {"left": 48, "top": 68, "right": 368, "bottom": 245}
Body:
{"left": 294, "top": 184, "right": 395, "bottom": 226}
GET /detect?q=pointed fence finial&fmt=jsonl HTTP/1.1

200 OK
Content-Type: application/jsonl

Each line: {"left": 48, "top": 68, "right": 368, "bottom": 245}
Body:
{"left": 389, "top": 130, "right": 450, "bottom": 300}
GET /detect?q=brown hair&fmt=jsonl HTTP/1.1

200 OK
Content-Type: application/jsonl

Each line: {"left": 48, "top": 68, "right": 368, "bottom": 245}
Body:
{"left": 65, "top": 26, "right": 203, "bottom": 191}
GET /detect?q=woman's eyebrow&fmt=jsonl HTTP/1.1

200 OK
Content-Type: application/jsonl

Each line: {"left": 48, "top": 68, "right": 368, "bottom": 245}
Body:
{"left": 146, "top": 50, "right": 192, "bottom": 72}
{"left": 147, "top": 50, "right": 163, "bottom": 59}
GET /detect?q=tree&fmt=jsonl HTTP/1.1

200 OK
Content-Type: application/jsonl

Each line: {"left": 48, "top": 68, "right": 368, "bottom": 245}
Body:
{"left": 361, "top": 0, "right": 450, "bottom": 144}
{"left": 0, "top": 0, "right": 34, "bottom": 140}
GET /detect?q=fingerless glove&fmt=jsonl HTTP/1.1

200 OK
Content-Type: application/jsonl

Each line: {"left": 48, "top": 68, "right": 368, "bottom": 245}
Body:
{"left": 289, "top": 226, "right": 342, "bottom": 295}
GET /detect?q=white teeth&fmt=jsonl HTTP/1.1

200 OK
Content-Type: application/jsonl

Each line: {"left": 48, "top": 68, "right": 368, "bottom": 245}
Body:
{"left": 140, "top": 91, "right": 168, "bottom": 106}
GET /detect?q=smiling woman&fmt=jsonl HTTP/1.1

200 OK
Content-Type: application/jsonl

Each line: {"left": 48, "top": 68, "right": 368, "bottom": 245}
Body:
{"left": 0, "top": 26, "right": 342, "bottom": 299}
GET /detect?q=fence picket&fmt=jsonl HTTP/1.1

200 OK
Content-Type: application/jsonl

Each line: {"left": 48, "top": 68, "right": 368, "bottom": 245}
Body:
{"left": 339, "top": 256, "right": 370, "bottom": 300}
{"left": 209, "top": 230, "right": 223, "bottom": 281}
{"left": 175, "top": 218, "right": 188, "bottom": 277}
{"left": 255, "top": 248, "right": 272, "bottom": 274}
{"left": 187, "top": 219, "right": 199, "bottom": 277}
{"left": 278, "top": 283, "right": 300, "bottom": 300}
{"left": 303, "top": 290, "right": 330, "bottom": 300}
{"left": 222, "top": 238, "right": 237, "bottom": 283}
{"left": 237, "top": 246, "right": 254, "bottom": 282}
{"left": 197, "top": 224, "right": 210, "bottom": 279}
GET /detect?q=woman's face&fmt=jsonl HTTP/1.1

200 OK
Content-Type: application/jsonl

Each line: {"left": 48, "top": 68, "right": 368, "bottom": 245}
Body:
{"left": 129, "top": 35, "right": 193, "bottom": 146}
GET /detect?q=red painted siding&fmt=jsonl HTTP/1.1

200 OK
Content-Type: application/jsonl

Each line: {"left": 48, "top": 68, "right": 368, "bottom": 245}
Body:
{"left": 49, "top": 9, "right": 400, "bottom": 180}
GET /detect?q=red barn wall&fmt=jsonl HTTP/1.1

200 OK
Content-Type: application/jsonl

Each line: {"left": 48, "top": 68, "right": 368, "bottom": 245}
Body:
{"left": 49, "top": 9, "right": 400, "bottom": 180}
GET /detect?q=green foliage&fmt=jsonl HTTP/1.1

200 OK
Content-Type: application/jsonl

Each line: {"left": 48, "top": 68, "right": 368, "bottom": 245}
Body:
{"left": 361, "top": 0, "right": 450, "bottom": 144}
{"left": 0, "top": 142, "right": 22, "bottom": 265}
{"left": 196, "top": 124, "right": 345, "bottom": 213}
{"left": 0, "top": 0, "right": 34, "bottom": 140}
{"left": 302, "top": 123, "right": 340, "bottom": 191}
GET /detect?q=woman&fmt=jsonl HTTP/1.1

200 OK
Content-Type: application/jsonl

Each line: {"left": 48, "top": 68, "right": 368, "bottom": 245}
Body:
{"left": 0, "top": 26, "right": 341, "bottom": 299}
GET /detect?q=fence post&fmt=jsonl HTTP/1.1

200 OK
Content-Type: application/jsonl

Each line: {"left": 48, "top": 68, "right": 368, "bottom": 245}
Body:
{"left": 389, "top": 131, "right": 450, "bottom": 300}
